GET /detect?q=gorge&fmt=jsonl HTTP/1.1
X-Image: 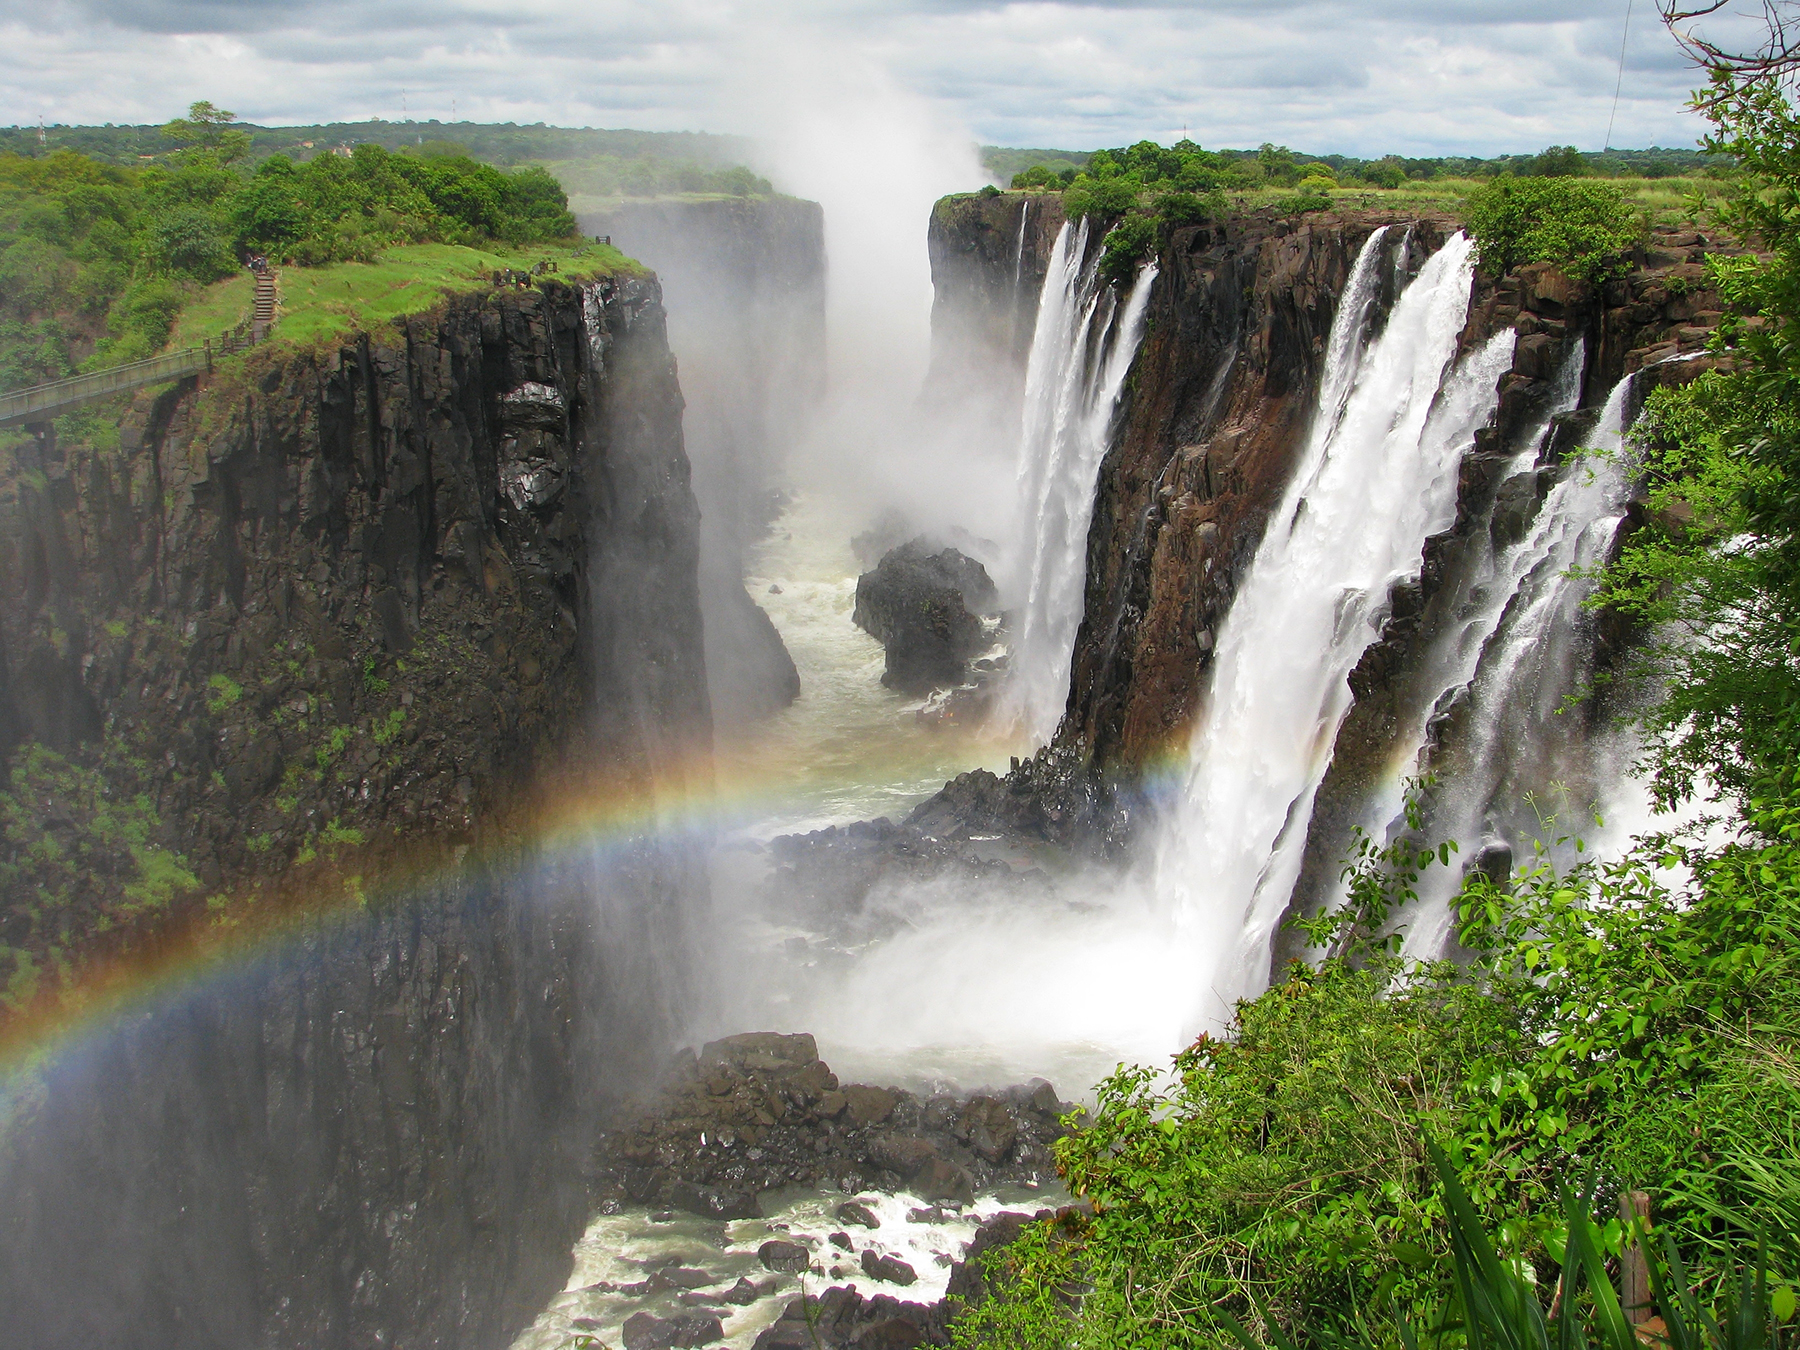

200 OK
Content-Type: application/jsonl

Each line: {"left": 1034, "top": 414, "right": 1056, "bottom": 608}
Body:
{"left": 0, "top": 174, "right": 1734, "bottom": 1350}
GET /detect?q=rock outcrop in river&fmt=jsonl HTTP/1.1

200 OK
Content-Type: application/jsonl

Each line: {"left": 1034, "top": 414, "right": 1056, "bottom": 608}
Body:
{"left": 853, "top": 538, "right": 1000, "bottom": 693}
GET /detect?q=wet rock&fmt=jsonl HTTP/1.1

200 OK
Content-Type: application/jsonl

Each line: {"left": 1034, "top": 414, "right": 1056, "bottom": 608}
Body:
{"left": 622, "top": 1310, "right": 725, "bottom": 1350}
{"left": 667, "top": 1180, "right": 760, "bottom": 1221}
{"left": 759, "top": 1239, "right": 811, "bottom": 1273}
{"left": 650, "top": 1266, "right": 715, "bottom": 1290}
{"left": 843, "top": 1085, "right": 899, "bottom": 1127}
{"left": 591, "top": 1037, "right": 1066, "bottom": 1217}
{"left": 719, "top": 1277, "right": 763, "bottom": 1306}
{"left": 829, "top": 1231, "right": 854, "bottom": 1251}
{"left": 835, "top": 1200, "right": 881, "bottom": 1229}
{"left": 861, "top": 1249, "right": 918, "bottom": 1286}
{"left": 957, "top": 1096, "right": 1017, "bottom": 1165}
{"left": 852, "top": 538, "right": 1000, "bottom": 693}
{"left": 906, "top": 1206, "right": 949, "bottom": 1224}
{"left": 752, "top": 1285, "right": 943, "bottom": 1350}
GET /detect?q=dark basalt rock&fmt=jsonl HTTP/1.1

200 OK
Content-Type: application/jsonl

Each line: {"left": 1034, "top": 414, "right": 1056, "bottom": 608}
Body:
{"left": 852, "top": 538, "right": 1000, "bottom": 693}
{"left": 836, "top": 1200, "right": 881, "bottom": 1229}
{"left": 861, "top": 1249, "right": 919, "bottom": 1286}
{"left": 591, "top": 1033, "right": 1073, "bottom": 1215}
{"left": 758, "top": 1240, "right": 812, "bottom": 1274}
{"left": 623, "top": 1309, "right": 726, "bottom": 1350}
{"left": 750, "top": 1207, "right": 1089, "bottom": 1349}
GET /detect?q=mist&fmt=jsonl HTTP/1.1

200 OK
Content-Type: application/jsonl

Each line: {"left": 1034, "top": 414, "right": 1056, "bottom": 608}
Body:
{"left": 723, "top": 23, "right": 1018, "bottom": 554}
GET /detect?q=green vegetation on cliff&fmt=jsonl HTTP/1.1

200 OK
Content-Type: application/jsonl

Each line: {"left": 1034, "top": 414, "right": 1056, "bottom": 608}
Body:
{"left": 0, "top": 101, "right": 605, "bottom": 398}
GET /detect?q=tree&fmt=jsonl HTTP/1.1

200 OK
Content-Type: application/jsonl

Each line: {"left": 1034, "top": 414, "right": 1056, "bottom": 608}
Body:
{"left": 1530, "top": 144, "right": 1588, "bottom": 177}
{"left": 1464, "top": 175, "right": 1639, "bottom": 281}
{"left": 160, "top": 101, "right": 250, "bottom": 167}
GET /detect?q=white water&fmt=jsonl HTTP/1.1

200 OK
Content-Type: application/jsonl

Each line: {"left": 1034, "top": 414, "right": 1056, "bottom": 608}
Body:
{"left": 510, "top": 1183, "right": 1062, "bottom": 1350}
{"left": 714, "top": 489, "right": 1010, "bottom": 838}
{"left": 1001, "top": 222, "right": 1160, "bottom": 747}
{"left": 1153, "top": 229, "right": 1503, "bottom": 1033}
{"left": 1400, "top": 371, "right": 1642, "bottom": 956}
{"left": 1306, "top": 340, "right": 1590, "bottom": 925}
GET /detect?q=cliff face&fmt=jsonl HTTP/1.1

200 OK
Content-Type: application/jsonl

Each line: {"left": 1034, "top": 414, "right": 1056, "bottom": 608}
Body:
{"left": 923, "top": 195, "right": 1731, "bottom": 863}
{"left": 1279, "top": 236, "right": 1733, "bottom": 948}
{"left": 0, "top": 275, "right": 712, "bottom": 1347}
{"left": 578, "top": 197, "right": 824, "bottom": 727}
{"left": 925, "top": 192, "right": 1068, "bottom": 410}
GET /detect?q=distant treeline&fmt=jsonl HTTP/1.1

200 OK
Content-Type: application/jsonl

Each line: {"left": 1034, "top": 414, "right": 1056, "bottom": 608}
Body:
{"left": 0, "top": 119, "right": 774, "bottom": 203}
{"left": 984, "top": 141, "right": 1716, "bottom": 187}
{"left": 0, "top": 119, "right": 753, "bottom": 168}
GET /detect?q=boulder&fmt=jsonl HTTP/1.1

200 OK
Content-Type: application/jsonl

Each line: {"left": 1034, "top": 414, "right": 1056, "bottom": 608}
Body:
{"left": 622, "top": 1310, "right": 725, "bottom": 1350}
{"left": 758, "top": 1239, "right": 811, "bottom": 1273}
{"left": 842, "top": 1084, "right": 899, "bottom": 1127}
{"left": 852, "top": 538, "right": 999, "bottom": 693}
{"left": 956, "top": 1096, "right": 1017, "bottom": 1165}
{"left": 860, "top": 1249, "right": 918, "bottom": 1286}
{"left": 835, "top": 1200, "right": 881, "bottom": 1229}
{"left": 667, "top": 1180, "right": 760, "bottom": 1221}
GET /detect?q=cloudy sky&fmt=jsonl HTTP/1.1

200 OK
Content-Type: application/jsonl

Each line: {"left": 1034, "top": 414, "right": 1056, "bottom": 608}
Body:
{"left": 0, "top": 0, "right": 1733, "bottom": 158}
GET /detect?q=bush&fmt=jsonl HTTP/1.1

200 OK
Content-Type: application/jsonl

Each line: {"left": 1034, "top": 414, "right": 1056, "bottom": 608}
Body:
{"left": 1063, "top": 171, "right": 1142, "bottom": 221}
{"left": 1465, "top": 175, "right": 1640, "bottom": 281}
{"left": 1097, "top": 213, "right": 1157, "bottom": 287}
{"left": 1154, "top": 188, "right": 1226, "bottom": 226}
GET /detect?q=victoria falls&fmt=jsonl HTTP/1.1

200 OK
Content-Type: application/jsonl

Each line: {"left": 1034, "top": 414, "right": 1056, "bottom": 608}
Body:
{"left": 4, "top": 4, "right": 1800, "bottom": 1349}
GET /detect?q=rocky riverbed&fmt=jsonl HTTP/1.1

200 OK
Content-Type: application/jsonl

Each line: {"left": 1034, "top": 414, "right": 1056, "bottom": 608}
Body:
{"left": 507, "top": 1033, "right": 1082, "bottom": 1349}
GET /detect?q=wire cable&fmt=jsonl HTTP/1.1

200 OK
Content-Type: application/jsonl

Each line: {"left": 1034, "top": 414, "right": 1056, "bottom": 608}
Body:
{"left": 1605, "top": 0, "right": 1636, "bottom": 151}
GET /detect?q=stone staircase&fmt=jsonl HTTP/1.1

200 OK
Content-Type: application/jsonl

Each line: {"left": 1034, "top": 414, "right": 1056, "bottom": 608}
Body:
{"left": 251, "top": 264, "right": 277, "bottom": 340}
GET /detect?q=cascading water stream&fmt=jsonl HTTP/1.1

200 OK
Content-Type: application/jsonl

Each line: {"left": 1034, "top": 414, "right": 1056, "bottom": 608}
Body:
{"left": 1302, "top": 340, "right": 1590, "bottom": 923}
{"left": 1153, "top": 228, "right": 1505, "bottom": 1031}
{"left": 1399, "top": 370, "right": 1642, "bottom": 956}
{"left": 1001, "top": 221, "right": 1159, "bottom": 746}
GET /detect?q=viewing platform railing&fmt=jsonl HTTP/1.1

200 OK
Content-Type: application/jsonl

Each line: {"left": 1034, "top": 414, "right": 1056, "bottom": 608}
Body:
{"left": 0, "top": 281, "right": 271, "bottom": 430}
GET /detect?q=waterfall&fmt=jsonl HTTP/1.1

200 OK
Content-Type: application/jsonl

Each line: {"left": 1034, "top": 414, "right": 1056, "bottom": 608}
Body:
{"left": 1300, "top": 340, "right": 1590, "bottom": 925}
{"left": 1002, "top": 220, "right": 1159, "bottom": 746}
{"left": 1399, "top": 369, "right": 1641, "bottom": 956}
{"left": 1153, "top": 228, "right": 1503, "bottom": 1031}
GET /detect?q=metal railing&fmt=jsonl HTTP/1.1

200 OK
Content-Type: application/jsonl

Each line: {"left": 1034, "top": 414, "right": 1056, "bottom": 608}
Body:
{"left": 0, "top": 293, "right": 270, "bottom": 430}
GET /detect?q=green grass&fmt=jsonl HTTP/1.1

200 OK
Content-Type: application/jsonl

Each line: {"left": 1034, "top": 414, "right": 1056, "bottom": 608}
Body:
{"left": 169, "top": 239, "right": 642, "bottom": 350}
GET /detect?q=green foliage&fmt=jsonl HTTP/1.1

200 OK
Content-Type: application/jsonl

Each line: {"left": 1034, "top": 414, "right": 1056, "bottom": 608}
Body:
{"left": 965, "top": 787, "right": 1800, "bottom": 1345}
{"left": 0, "top": 100, "right": 585, "bottom": 391}
{"left": 1530, "top": 145, "right": 1589, "bottom": 178}
{"left": 1593, "top": 75, "right": 1800, "bottom": 814}
{"left": 1464, "top": 176, "right": 1640, "bottom": 282}
{"left": 0, "top": 743, "right": 200, "bottom": 1009}
{"left": 204, "top": 672, "right": 243, "bottom": 715}
{"left": 372, "top": 708, "right": 406, "bottom": 746}
{"left": 1098, "top": 214, "right": 1157, "bottom": 288}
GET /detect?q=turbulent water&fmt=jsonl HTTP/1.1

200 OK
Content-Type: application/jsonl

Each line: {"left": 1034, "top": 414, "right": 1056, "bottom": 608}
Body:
{"left": 1153, "top": 228, "right": 1503, "bottom": 1030}
{"left": 1001, "top": 221, "right": 1160, "bottom": 747}
{"left": 509, "top": 1184, "right": 1061, "bottom": 1350}
{"left": 713, "top": 490, "right": 1009, "bottom": 837}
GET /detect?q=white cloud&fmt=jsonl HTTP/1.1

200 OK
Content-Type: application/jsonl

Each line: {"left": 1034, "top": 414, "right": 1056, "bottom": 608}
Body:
{"left": 0, "top": 0, "right": 1716, "bottom": 157}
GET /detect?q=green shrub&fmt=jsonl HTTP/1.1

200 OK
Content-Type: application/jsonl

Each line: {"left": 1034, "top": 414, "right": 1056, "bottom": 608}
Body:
{"left": 1063, "top": 171, "right": 1142, "bottom": 221}
{"left": 1154, "top": 188, "right": 1227, "bottom": 226}
{"left": 1097, "top": 213, "right": 1157, "bottom": 287}
{"left": 1465, "top": 176, "right": 1640, "bottom": 282}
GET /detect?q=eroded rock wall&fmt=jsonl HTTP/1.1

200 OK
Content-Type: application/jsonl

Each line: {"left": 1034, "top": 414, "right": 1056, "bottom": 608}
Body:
{"left": 0, "top": 275, "right": 712, "bottom": 1348}
{"left": 578, "top": 196, "right": 824, "bottom": 728}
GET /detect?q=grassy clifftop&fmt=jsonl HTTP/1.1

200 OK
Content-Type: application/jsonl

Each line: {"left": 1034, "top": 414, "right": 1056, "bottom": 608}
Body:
{"left": 170, "top": 239, "right": 642, "bottom": 350}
